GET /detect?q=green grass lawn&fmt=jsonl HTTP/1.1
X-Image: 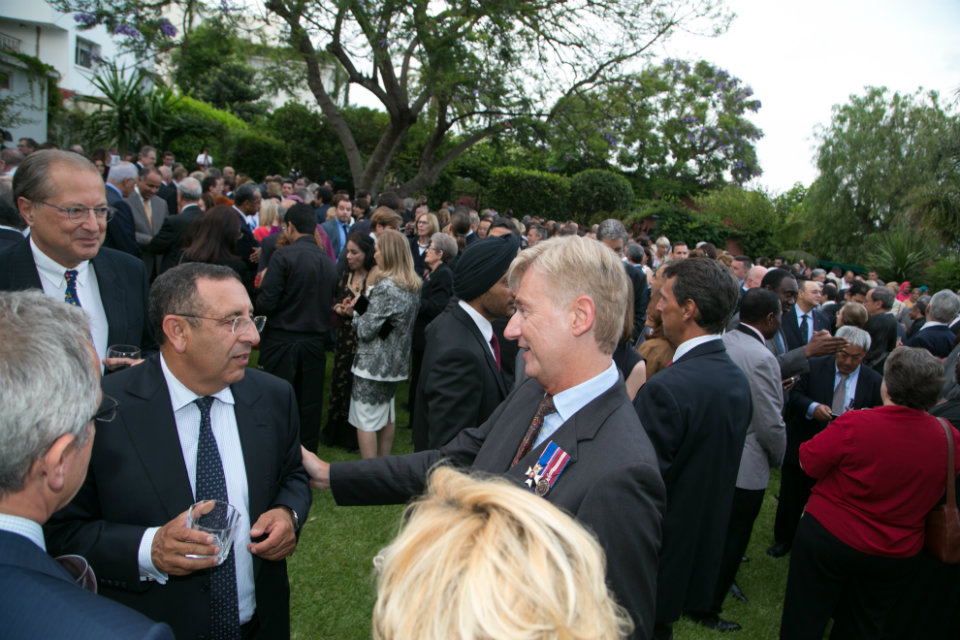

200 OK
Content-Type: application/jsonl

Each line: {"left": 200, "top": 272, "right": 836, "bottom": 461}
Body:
{"left": 270, "top": 353, "right": 791, "bottom": 639}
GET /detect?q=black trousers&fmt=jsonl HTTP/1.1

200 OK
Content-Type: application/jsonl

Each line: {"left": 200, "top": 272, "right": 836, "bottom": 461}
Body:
{"left": 706, "top": 487, "right": 765, "bottom": 613}
{"left": 773, "top": 461, "right": 816, "bottom": 547}
{"left": 258, "top": 329, "right": 327, "bottom": 452}
{"left": 780, "top": 514, "right": 920, "bottom": 640}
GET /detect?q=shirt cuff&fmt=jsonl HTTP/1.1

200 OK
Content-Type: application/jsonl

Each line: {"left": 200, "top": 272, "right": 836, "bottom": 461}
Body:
{"left": 138, "top": 527, "right": 169, "bottom": 584}
{"left": 805, "top": 402, "right": 818, "bottom": 420}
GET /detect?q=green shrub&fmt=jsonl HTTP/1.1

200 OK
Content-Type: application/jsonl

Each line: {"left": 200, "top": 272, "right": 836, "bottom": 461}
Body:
{"left": 627, "top": 199, "right": 729, "bottom": 248}
{"left": 567, "top": 169, "right": 634, "bottom": 223}
{"left": 487, "top": 167, "right": 570, "bottom": 219}
{"left": 228, "top": 130, "right": 289, "bottom": 177}
{"left": 924, "top": 257, "right": 960, "bottom": 291}
{"left": 165, "top": 96, "right": 248, "bottom": 168}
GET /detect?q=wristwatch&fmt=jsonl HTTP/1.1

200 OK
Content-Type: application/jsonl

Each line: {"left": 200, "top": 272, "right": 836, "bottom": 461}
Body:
{"left": 280, "top": 505, "right": 299, "bottom": 531}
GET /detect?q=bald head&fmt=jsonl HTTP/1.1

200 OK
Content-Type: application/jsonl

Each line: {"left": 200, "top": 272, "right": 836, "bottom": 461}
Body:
{"left": 744, "top": 266, "right": 768, "bottom": 289}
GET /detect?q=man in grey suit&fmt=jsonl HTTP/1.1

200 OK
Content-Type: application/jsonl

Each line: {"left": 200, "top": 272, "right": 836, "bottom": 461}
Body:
{"left": 126, "top": 166, "right": 168, "bottom": 279}
{"left": 302, "top": 235, "right": 666, "bottom": 640}
{"left": 687, "top": 288, "right": 786, "bottom": 631}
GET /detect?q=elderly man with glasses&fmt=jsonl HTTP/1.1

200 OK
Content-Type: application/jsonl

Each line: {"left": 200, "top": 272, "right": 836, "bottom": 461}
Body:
{"left": 46, "top": 262, "right": 311, "bottom": 639}
{"left": 0, "top": 150, "right": 155, "bottom": 370}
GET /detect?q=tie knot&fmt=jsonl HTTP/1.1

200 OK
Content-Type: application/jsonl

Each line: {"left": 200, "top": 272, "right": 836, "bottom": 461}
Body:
{"left": 195, "top": 396, "right": 215, "bottom": 415}
{"left": 64, "top": 269, "right": 78, "bottom": 284}
{"left": 537, "top": 394, "right": 556, "bottom": 417}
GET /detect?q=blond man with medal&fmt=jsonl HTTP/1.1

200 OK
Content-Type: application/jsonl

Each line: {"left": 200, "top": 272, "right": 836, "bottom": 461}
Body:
{"left": 303, "top": 235, "right": 666, "bottom": 640}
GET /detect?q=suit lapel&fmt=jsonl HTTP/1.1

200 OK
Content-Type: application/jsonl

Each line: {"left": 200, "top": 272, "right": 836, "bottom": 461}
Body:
{"left": 124, "top": 357, "right": 195, "bottom": 518}
{"left": 91, "top": 252, "right": 126, "bottom": 346}
{"left": 5, "top": 240, "right": 43, "bottom": 289}
{"left": 454, "top": 305, "right": 507, "bottom": 397}
{"left": 233, "top": 379, "right": 269, "bottom": 520}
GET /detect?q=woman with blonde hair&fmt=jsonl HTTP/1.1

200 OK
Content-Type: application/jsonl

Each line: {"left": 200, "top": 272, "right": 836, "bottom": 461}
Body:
{"left": 253, "top": 198, "right": 281, "bottom": 242}
{"left": 372, "top": 466, "right": 633, "bottom": 640}
{"left": 343, "top": 229, "right": 421, "bottom": 458}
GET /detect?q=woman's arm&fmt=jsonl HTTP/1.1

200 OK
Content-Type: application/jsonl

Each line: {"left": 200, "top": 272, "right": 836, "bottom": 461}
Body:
{"left": 354, "top": 280, "right": 397, "bottom": 342}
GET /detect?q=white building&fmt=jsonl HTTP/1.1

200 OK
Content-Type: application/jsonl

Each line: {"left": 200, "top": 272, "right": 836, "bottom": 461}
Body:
{"left": 0, "top": 3, "right": 137, "bottom": 142}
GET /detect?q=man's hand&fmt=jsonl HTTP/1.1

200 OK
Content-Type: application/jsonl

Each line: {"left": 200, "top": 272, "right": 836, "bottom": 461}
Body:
{"left": 812, "top": 403, "right": 834, "bottom": 423}
{"left": 247, "top": 508, "right": 297, "bottom": 561}
{"left": 803, "top": 331, "right": 846, "bottom": 358}
{"left": 301, "top": 446, "right": 330, "bottom": 490}
{"left": 151, "top": 504, "right": 221, "bottom": 576}
{"left": 102, "top": 357, "right": 145, "bottom": 370}
{"left": 250, "top": 247, "right": 261, "bottom": 263}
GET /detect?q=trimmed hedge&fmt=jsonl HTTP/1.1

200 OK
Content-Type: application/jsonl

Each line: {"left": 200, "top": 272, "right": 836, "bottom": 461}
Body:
{"left": 486, "top": 167, "right": 570, "bottom": 219}
{"left": 230, "top": 131, "right": 289, "bottom": 177}
{"left": 568, "top": 169, "right": 634, "bottom": 223}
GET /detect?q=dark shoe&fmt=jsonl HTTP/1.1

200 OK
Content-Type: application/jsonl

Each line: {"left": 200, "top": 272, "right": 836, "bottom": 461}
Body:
{"left": 687, "top": 613, "right": 742, "bottom": 632}
{"left": 729, "top": 580, "right": 748, "bottom": 603}
{"left": 766, "top": 542, "right": 790, "bottom": 558}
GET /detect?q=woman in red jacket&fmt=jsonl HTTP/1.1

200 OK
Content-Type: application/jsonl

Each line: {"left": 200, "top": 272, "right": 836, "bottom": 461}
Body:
{"left": 780, "top": 346, "right": 960, "bottom": 640}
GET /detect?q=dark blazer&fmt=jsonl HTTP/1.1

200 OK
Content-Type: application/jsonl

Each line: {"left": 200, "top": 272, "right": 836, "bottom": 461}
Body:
{"left": 411, "top": 263, "right": 454, "bottom": 352}
{"left": 412, "top": 302, "right": 506, "bottom": 450}
{"left": 321, "top": 218, "right": 350, "bottom": 258}
{"left": 625, "top": 262, "right": 649, "bottom": 342}
{"left": 158, "top": 181, "right": 178, "bottom": 218}
{"left": 633, "top": 338, "right": 752, "bottom": 624}
{"left": 0, "top": 530, "right": 173, "bottom": 639}
{"left": 0, "top": 239, "right": 156, "bottom": 352}
{"left": 786, "top": 355, "right": 884, "bottom": 464}
{"left": 103, "top": 183, "right": 141, "bottom": 257}
{"left": 332, "top": 377, "right": 666, "bottom": 640}
{"left": 904, "top": 324, "right": 955, "bottom": 358}
{"left": 148, "top": 204, "right": 203, "bottom": 274}
{"left": 44, "top": 355, "right": 312, "bottom": 639}
{"left": 256, "top": 236, "right": 337, "bottom": 333}
{"left": 781, "top": 306, "right": 830, "bottom": 351}
{"left": 864, "top": 312, "right": 899, "bottom": 369}
{"left": 0, "top": 227, "right": 24, "bottom": 249}
{"left": 408, "top": 235, "right": 428, "bottom": 277}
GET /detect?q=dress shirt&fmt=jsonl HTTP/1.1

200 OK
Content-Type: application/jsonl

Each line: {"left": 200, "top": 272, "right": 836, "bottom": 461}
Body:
{"left": 458, "top": 299, "right": 496, "bottom": 361}
{"left": 672, "top": 334, "right": 722, "bottom": 363}
{"left": 806, "top": 363, "right": 861, "bottom": 418}
{"left": 796, "top": 308, "right": 814, "bottom": 343}
{"left": 0, "top": 224, "right": 26, "bottom": 236}
{"left": 30, "top": 238, "right": 109, "bottom": 365}
{"left": 135, "top": 355, "right": 255, "bottom": 624}
{"left": 533, "top": 361, "right": 619, "bottom": 449}
{"left": 918, "top": 320, "right": 947, "bottom": 332}
{"left": 0, "top": 513, "right": 45, "bottom": 551}
{"left": 233, "top": 205, "right": 257, "bottom": 232}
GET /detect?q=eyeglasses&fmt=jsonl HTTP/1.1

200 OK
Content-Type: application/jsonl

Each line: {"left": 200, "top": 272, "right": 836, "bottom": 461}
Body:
{"left": 175, "top": 313, "right": 267, "bottom": 335}
{"left": 92, "top": 395, "right": 119, "bottom": 423}
{"left": 35, "top": 201, "right": 114, "bottom": 224}
{"left": 425, "top": 245, "right": 438, "bottom": 252}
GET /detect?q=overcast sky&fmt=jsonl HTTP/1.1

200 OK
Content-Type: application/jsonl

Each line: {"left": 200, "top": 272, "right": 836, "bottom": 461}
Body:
{"left": 652, "top": 0, "right": 960, "bottom": 194}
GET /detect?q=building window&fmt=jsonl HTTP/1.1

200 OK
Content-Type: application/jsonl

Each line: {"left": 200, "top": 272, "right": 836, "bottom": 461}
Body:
{"left": 75, "top": 38, "right": 100, "bottom": 69}
{"left": 0, "top": 70, "right": 10, "bottom": 91}
{"left": 0, "top": 32, "right": 21, "bottom": 53}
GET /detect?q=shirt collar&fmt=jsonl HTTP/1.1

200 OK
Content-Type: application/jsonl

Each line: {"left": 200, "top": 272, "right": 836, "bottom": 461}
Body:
{"left": 30, "top": 237, "right": 91, "bottom": 286}
{"left": 0, "top": 513, "right": 45, "bottom": 551}
{"left": 921, "top": 321, "right": 947, "bottom": 330}
{"left": 551, "top": 361, "right": 619, "bottom": 424}
{"left": 739, "top": 323, "right": 766, "bottom": 342}
{"left": 457, "top": 299, "right": 493, "bottom": 343}
{"left": 160, "top": 353, "right": 235, "bottom": 412}
{"left": 672, "top": 334, "right": 721, "bottom": 362}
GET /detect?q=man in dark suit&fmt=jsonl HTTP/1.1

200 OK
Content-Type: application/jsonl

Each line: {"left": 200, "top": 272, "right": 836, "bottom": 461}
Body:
{"left": 904, "top": 289, "right": 960, "bottom": 358}
{"left": 231, "top": 182, "right": 262, "bottom": 270}
{"left": 412, "top": 234, "right": 518, "bottom": 451}
{"left": 126, "top": 165, "right": 169, "bottom": 280}
{"left": 302, "top": 235, "right": 666, "bottom": 640}
{"left": 863, "top": 285, "right": 900, "bottom": 371}
{"left": 46, "top": 263, "right": 312, "bottom": 639}
{"left": 256, "top": 204, "right": 338, "bottom": 452}
{"left": 103, "top": 161, "right": 141, "bottom": 258}
{"left": 157, "top": 165, "right": 178, "bottom": 216}
{"left": 0, "top": 290, "right": 173, "bottom": 639}
{"left": 767, "top": 326, "right": 883, "bottom": 558}
{"left": 0, "top": 150, "right": 155, "bottom": 368}
{"left": 148, "top": 177, "right": 204, "bottom": 274}
{"left": 782, "top": 277, "right": 830, "bottom": 350}
{"left": 596, "top": 218, "right": 649, "bottom": 341}
{"left": 632, "top": 258, "right": 752, "bottom": 640}
{"left": 690, "top": 289, "right": 786, "bottom": 632}
{"left": 320, "top": 193, "right": 352, "bottom": 259}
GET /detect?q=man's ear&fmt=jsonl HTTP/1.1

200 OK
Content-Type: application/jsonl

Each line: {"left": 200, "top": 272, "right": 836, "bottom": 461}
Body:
{"left": 680, "top": 297, "right": 698, "bottom": 323}
{"left": 39, "top": 433, "right": 76, "bottom": 493}
{"left": 17, "top": 196, "right": 35, "bottom": 226}
{"left": 570, "top": 295, "right": 596, "bottom": 338}
{"left": 162, "top": 315, "right": 189, "bottom": 353}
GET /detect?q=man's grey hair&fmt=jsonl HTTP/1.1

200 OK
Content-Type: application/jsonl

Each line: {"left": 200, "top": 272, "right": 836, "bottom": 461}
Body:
{"left": 107, "top": 161, "right": 138, "bottom": 186}
{"left": 811, "top": 268, "right": 826, "bottom": 278}
{"left": 836, "top": 325, "right": 872, "bottom": 352}
{"left": 928, "top": 290, "right": 960, "bottom": 323}
{"left": 233, "top": 181, "right": 260, "bottom": 207}
{"left": 13, "top": 150, "right": 99, "bottom": 203}
{"left": 138, "top": 165, "right": 162, "bottom": 180}
{"left": 0, "top": 291, "right": 97, "bottom": 496}
{"left": 625, "top": 243, "right": 645, "bottom": 264}
{"left": 595, "top": 218, "right": 628, "bottom": 243}
{"left": 869, "top": 285, "right": 895, "bottom": 311}
{"left": 1, "top": 148, "right": 24, "bottom": 167}
{"left": 177, "top": 177, "right": 202, "bottom": 203}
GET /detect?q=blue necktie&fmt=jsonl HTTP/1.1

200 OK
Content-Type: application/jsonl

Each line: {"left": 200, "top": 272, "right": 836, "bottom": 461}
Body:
{"left": 799, "top": 313, "right": 809, "bottom": 345}
{"left": 64, "top": 270, "right": 81, "bottom": 307}
{"left": 195, "top": 397, "right": 240, "bottom": 640}
{"left": 340, "top": 223, "right": 348, "bottom": 256}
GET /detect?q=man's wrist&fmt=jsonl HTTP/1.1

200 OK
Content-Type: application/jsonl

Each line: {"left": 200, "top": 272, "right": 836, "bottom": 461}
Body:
{"left": 278, "top": 505, "right": 299, "bottom": 531}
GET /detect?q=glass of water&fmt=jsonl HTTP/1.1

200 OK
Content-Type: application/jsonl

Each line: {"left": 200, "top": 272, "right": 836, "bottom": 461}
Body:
{"left": 185, "top": 500, "right": 241, "bottom": 565}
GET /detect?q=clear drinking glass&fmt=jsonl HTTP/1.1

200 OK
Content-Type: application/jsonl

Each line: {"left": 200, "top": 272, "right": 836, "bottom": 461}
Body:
{"left": 185, "top": 500, "right": 241, "bottom": 565}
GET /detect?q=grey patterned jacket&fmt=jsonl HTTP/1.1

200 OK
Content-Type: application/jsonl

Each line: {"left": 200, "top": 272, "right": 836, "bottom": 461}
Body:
{"left": 351, "top": 276, "right": 420, "bottom": 381}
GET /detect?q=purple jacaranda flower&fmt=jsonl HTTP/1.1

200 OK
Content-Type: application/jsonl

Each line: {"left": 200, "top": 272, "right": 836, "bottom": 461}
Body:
{"left": 159, "top": 20, "right": 177, "bottom": 37}
{"left": 74, "top": 12, "right": 98, "bottom": 25}
{"left": 114, "top": 24, "right": 142, "bottom": 38}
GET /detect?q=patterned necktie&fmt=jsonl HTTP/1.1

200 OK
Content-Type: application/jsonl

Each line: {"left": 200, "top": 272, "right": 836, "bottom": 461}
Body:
{"left": 511, "top": 395, "right": 555, "bottom": 468}
{"left": 194, "top": 397, "right": 240, "bottom": 640}
{"left": 799, "top": 313, "right": 809, "bottom": 345}
{"left": 831, "top": 374, "right": 849, "bottom": 416}
{"left": 489, "top": 333, "right": 501, "bottom": 371}
{"left": 143, "top": 198, "right": 152, "bottom": 227}
{"left": 64, "top": 270, "right": 81, "bottom": 307}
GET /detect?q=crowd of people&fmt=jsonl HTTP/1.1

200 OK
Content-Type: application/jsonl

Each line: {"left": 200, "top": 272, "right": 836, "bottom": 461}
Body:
{"left": 2, "top": 142, "right": 960, "bottom": 640}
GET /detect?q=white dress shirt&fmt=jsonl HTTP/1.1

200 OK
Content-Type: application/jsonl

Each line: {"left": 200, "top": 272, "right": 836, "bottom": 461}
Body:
{"left": 534, "top": 361, "right": 620, "bottom": 449}
{"left": 457, "top": 300, "right": 497, "bottom": 360}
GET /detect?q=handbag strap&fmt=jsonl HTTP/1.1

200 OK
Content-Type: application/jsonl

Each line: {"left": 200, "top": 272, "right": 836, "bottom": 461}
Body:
{"left": 936, "top": 417, "right": 956, "bottom": 508}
